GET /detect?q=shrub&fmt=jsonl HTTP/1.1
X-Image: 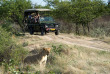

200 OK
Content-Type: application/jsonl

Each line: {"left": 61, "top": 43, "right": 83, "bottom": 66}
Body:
{"left": 0, "top": 26, "right": 28, "bottom": 64}
{"left": 52, "top": 45, "right": 63, "bottom": 54}
{"left": 0, "top": 20, "right": 22, "bottom": 35}
{"left": 52, "top": 44, "right": 69, "bottom": 55}
{"left": 90, "top": 27, "right": 106, "bottom": 38}
{"left": 0, "top": 26, "right": 12, "bottom": 62}
{"left": 22, "top": 42, "right": 28, "bottom": 47}
{"left": 0, "top": 26, "right": 28, "bottom": 73}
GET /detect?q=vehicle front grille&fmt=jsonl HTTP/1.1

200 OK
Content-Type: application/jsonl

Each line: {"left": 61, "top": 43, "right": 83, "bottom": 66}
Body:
{"left": 48, "top": 24, "right": 55, "bottom": 28}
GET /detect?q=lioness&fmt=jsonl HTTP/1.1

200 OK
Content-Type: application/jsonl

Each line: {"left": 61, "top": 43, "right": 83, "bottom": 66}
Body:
{"left": 24, "top": 48, "right": 51, "bottom": 67}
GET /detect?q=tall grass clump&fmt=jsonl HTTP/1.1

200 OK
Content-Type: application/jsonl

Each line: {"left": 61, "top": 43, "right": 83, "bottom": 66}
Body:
{"left": 0, "top": 26, "right": 13, "bottom": 62}
{"left": 90, "top": 27, "right": 106, "bottom": 38}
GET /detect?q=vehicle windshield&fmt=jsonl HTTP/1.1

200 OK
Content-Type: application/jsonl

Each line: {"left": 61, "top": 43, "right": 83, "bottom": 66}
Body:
{"left": 40, "top": 16, "right": 54, "bottom": 22}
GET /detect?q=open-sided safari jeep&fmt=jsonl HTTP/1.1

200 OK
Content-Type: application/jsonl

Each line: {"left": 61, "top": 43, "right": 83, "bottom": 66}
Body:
{"left": 24, "top": 9, "right": 59, "bottom": 35}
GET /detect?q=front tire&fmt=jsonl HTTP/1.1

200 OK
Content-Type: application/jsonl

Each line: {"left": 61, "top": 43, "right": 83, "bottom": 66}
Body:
{"left": 45, "top": 31, "right": 47, "bottom": 35}
{"left": 55, "top": 30, "right": 59, "bottom": 35}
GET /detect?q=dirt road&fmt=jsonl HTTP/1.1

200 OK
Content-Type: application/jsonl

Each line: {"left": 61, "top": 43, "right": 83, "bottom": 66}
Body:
{"left": 20, "top": 33, "right": 110, "bottom": 52}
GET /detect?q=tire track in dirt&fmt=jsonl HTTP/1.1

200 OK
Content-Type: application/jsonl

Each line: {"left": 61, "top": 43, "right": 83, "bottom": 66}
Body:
{"left": 24, "top": 33, "right": 110, "bottom": 52}
{"left": 37, "top": 33, "right": 110, "bottom": 52}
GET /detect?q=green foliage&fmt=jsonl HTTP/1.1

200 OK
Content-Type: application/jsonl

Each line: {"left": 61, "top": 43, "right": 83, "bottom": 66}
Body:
{"left": 0, "top": 0, "right": 110, "bottom": 36}
{"left": 22, "top": 41, "right": 28, "bottom": 47}
{"left": 0, "top": 26, "right": 28, "bottom": 64}
{"left": 0, "top": 26, "right": 12, "bottom": 62}
{"left": 34, "top": 4, "right": 50, "bottom": 9}
{"left": 46, "top": 0, "right": 108, "bottom": 35}
{"left": 90, "top": 27, "right": 106, "bottom": 38}
{"left": 1, "top": 21, "right": 13, "bottom": 32}
{"left": 35, "top": 71, "right": 41, "bottom": 74}
{"left": 0, "top": 0, "right": 32, "bottom": 25}
{"left": 51, "top": 0, "right": 106, "bottom": 23}
{"left": 52, "top": 45, "right": 63, "bottom": 54}
{"left": 44, "top": 0, "right": 60, "bottom": 7}
{"left": 2, "top": 59, "right": 29, "bottom": 74}
{"left": 0, "top": 20, "right": 22, "bottom": 34}
{"left": 48, "top": 70, "right": 62, "bottom": 74}
{"left": 0, "top": 26, "right": 28, "bottom": 73}
{"left": 2, "top": 59, "right": 20, "bottom": 73}
{"left": 0, "top": 0, "right": 32, "bottom": 34}
{"left": 10, "top": 45, "right": 28, "bottom": 64}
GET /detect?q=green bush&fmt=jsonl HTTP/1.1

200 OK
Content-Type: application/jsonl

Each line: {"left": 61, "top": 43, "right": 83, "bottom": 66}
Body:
{"left": 0, "top": 26, "right": 28, "bottom": 64}
{"left": 52, "top": 45, "right": 63, "bottom": 54}
{"left": 0, "top": 26, "right": 28, "bottom": 73}
{"left": 0, "top": 26, "right": 12, "bottom": 62}
{"left": 1, "top": 20, "right": 22, "bottom": 34}
{"left": 90, "top": 27, "right": 106, "bottom": 38}
{"left": 22, "top": 41, "right": 28, "bottom": 47}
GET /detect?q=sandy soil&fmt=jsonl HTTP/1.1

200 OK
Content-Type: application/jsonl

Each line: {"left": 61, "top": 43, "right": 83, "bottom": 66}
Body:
{"left": 18, "top": 33, "right": 110, "bottom": 52}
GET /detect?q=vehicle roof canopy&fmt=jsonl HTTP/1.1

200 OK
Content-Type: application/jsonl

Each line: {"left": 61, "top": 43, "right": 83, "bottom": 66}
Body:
{"left": 24, "top": 9, "right": 51, "bottom": 12}
{"left": 24, "top": 9, "right": 52, "bottom": 17}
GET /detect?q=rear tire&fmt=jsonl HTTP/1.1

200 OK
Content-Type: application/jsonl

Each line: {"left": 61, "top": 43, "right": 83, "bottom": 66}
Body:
{"left": 45, "top": 30, "right": 47, "bottom": 35}
{"left": 41, "top": 27, "right": 44, "bottom": 36}
{"left": 30, "top": 27, "right": 34, "bottom": 35}
{"left": 55, "top": 30, "right": 59, "bottom": 35}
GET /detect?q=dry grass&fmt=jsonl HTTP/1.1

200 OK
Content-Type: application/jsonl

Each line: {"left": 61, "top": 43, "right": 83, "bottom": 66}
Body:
{"left": 1, "top": 34, "right": 109, "bottom": 74}
{"left": 16, "top": 35, "right": 110, "bottom": 73}
{"left": 102, "top": 37, "right": 110, "bottom": 44}
{"left": 44, "top": 42, "right": 110, "bottom": 74}
{"left": 0, "top": 66, "right": 4, "bottom": 74}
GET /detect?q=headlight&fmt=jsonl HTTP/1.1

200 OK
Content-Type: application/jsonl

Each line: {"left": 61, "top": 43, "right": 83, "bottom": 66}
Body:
{"left": 45, "top": 25, "right": 48, "bottom": 28}
{"left": 55, "top": 25, "right": 58, "bottom": 27}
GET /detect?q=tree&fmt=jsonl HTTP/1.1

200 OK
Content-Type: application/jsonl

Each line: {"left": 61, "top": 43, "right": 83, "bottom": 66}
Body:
{"left": 49, "top": 0, "right": 106, "bottom": 35}
{"left": 43, "top": 0, "right": 60, "bottom": 8}
{"left": 0, "top": 0, "right": 32, "bottom": 25}
{"left": 34, "top": 3, "right": 50, "bottom": 9}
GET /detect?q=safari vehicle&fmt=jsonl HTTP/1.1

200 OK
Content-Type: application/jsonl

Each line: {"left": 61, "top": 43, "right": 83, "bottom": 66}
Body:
{"left": 24, "top": 9, "right": 59, "bottom": 35}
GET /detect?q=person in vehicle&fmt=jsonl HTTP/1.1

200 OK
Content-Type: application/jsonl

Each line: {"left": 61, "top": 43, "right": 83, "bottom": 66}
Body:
{"left": 34, "top": 13, "right": 40, "bottom": 23}
{"left": 28, "top": 13, "right": 32, "bottom": 23}
{"left": 29, "top": 14, "right": 32, "bottom": 19}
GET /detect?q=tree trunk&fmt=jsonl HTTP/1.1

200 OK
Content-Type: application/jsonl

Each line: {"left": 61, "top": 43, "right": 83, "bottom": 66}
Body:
{"left": 87, "top": 22, "right": 90, "bottom": 32}
{"left": 82, "top": 23, "right": 86, "bottom": 35}
{"left": 76, "top": 23, "right": 79, "bottom": 35}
